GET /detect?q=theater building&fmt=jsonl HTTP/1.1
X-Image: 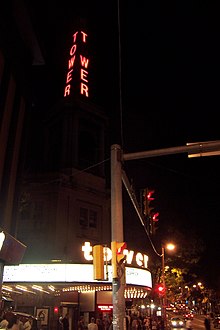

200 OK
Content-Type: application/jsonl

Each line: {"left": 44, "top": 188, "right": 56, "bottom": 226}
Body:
{"left": 2, "top": 241, "right": 152, "bottom": 329}
{"left": 1, "top": 3, "right": 153, "bottom": 329}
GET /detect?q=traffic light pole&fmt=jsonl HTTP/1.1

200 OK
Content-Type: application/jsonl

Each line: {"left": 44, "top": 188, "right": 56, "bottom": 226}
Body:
{"left": 111, "top": 141, "right": 220, "bottom": 329}
{"left": 111, "top": 145, "right": 125, "bottom": 330}
{"left": 123, "top": 140, "right": 220, "bottom": 161}
{"left": 161, "top": 246, "right": 167, "bottom": 325}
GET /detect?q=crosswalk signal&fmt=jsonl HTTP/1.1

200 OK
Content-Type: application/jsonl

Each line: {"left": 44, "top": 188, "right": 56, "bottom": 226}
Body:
{"left": 93, "top": 245, "right": 104, "bottom": 280}
{"left": 111, "top": 241, "right": 127, "bottom": 279}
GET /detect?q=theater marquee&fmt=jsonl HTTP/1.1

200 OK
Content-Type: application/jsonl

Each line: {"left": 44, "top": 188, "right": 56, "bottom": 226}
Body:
{"left": 3, "top": 264, "right": 152, "bottom": 288}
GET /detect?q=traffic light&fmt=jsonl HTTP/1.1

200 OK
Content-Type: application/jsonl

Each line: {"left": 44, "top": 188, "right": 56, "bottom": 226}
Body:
{"left": 111, "top": 241, "right": 127, "bottom": 279}
{"left": 143, "top": 188, "right": 159, "bottom": 235}
{"left": 152, "top": 212, "right": 159, "bottom": 234}
{"left": 155, "top": 283, "right": 166, "bottom": 296}
{"left": 93, "top": 245, "right": 104, "bottom": 280}
{"left": 143, "top": 188, "right": 155, "bottom": 216}
{"left": 152, "top": 212, "right": 159, "bottom": 222}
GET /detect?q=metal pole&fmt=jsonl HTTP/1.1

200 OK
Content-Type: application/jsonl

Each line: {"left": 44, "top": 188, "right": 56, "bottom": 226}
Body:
{"left": 161, "top": 247, "right": 165, "bottom": 288}
{"left": 161, "top": 247, "right": 167, "bottom": 326}
{"left": 0, "top": 261, "right": 4, "bottom": 311}
{"left": 123, "top": 140, "right": 220, "bottom": 161}
{"left": 111, "top": 144, "right": 125, "bottom": 330}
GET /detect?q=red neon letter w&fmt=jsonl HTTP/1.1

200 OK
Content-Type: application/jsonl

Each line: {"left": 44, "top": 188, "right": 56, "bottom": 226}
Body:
{"left": 80, "top": 55, "right": 89, "bottom": 69}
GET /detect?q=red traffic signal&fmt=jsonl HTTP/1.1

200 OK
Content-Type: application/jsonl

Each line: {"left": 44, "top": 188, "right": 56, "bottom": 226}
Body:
{"left": 152, "top": 212, "right": 159, "bottom": 222}
{"left": 143, "top": 188, "right": 155, "bottom": 216}
{"left": 146, "top": 189, "right": 155, "bottom": 201}
{"left": 155, "top": 283, "right": 166, "bottom": 296}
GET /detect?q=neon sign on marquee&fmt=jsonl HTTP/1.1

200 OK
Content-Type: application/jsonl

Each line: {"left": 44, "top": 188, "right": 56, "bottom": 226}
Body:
{"left": 64, "top": 31, "right": 89, "bottom": 98}
{"left": 98, "top": 305, "right": 113, "bottom": 312}
{"left": 82, "top": 241, "right": 149, "bottom": 269}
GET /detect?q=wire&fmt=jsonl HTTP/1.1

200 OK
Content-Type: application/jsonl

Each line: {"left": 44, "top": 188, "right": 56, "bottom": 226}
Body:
{"left": 27, "top": 158, "right": 111, "bottom": 186}
{"left": 121, "top": 169, "right": 162, "bottom": 258}
{"left": 71, "top": 158, "right": 110, "bottom": 177}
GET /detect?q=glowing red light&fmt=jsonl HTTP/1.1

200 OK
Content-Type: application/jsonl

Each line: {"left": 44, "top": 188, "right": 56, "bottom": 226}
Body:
{"left": 147, "top": 190, "right": 155, "bottom": 201}
{"left": 152, "top": 212, "right": 159, "bottom": 222}
{"left": 155, "top": 283, "right": 166, "bottom": 295}
{"left": 116, "top": 242, "right": 127, "bottom": 255}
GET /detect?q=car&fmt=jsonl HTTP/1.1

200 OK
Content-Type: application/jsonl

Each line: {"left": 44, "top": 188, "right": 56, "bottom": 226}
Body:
{"left": 213, "top": 314, "right": 220, "bottom": 328}
{"left": 183, "top": 312, "right": 194, "bottom": 321}
{"left": 169, "top": 317, "right": 185, "bottom": 328}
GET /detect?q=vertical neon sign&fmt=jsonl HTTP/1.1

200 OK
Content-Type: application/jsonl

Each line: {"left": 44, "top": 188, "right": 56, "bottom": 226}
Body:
{"left": 64, "top": 31, "right": 89, "bottom": 98}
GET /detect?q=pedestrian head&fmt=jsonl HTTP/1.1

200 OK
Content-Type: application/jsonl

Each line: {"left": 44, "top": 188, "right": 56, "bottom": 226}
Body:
{"left": 7, "top": 314, "right": 17, "bottom": 329}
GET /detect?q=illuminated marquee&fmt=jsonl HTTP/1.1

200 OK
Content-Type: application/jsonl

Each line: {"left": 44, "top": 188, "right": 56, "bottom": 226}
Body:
{"left": 3, "top": 264, "right": 152, "bottom": 288}
{"left": 64, "top": 31, "right": 89, "bottom": 98}
{"left": 82, "top": 241, "right": 149, "bottom": 269}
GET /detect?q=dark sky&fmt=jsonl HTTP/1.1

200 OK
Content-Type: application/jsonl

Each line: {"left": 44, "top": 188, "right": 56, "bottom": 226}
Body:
{"left": 27, "top": 1, "right": 220, "bottom": 290}
{"left": 120, "top": 2, "right": 220, "bottom": 290}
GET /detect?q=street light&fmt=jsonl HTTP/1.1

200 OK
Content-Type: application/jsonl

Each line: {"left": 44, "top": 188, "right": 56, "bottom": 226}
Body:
{"left": 161, "top": 243, "right": 175, "bottom": 324}
{"left": 161, "top": 243, "right": 175, "bottom": 289}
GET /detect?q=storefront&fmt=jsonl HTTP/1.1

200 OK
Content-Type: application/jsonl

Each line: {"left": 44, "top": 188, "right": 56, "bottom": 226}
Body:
{"left": 1, "top": 242, "right": 152, "bottom": 329}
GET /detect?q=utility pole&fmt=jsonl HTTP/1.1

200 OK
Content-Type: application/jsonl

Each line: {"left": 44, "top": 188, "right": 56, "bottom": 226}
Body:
{"left": 111, "top": 144, "right": 125, "bottom": 330}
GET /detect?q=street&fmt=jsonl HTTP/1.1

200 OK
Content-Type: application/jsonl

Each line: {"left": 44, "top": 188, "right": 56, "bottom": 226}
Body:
{"left": 190, "top": 314, "right": 207, "bottom": 330}
{"left": 167, "top": 314, "right": 212, "bottom": 330}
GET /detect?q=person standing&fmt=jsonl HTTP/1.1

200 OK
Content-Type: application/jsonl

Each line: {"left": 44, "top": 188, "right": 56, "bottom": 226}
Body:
{"left": 204, "top": 314, "right": 211, "bottom": 330}
{"left": 7, "top": 314, "right": 19, "bottom": 330}
{"left": 58, "top": 315, "right": 64, "bottom": 330}
{"left": 78, "top": 316, "right": 87, "bottom": 330}
{"left": 95, "top": 319, "right": 103, "bottom": 330}
{"left": 17, "top": 316, "right": 24, "bottom": 330}
{"left": 88, "top": 317, "right": 98, "bottom": 330}
{"left": 24, "top": 317, "right": 32, "bottom": 330}
{"left": 186, "top": 318, "right": 192, "bottom": 330}
{"left": 0, "top": 314, "right": 9, "bottom": 329}
{"left": 61, "top": 314, "right": 69, "bottom": 330}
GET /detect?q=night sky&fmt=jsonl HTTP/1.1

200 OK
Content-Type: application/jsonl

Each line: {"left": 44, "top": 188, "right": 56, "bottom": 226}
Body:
{"left": 27, "top": 1, "right": 220, "bottom": 290}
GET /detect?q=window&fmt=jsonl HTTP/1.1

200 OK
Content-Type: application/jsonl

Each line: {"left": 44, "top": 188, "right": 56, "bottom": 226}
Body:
{"left": 79, "top": 207, "right": 97, "bottom": 229}
{"left": 79, "top": 207, "right": 89, "bottom": 227}
{"left": 89, "top": 210, "right": 97, "bottom": 228}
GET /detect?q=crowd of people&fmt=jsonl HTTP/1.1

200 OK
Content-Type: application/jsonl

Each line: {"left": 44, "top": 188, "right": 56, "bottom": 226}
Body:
{"left": 1, "top": 310, "right": 214, "bottom": 330}
{"left": 0, "top": 308, "right": 213, "bottom": 330}
{"left": 74, "top": 313, "right": 213, "bottom": 330}
{"left": 58, "top": 314, "right": 165, "bottom": 330}
{"left": 0, "top": 312, "right": 35, "bottom": 330}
